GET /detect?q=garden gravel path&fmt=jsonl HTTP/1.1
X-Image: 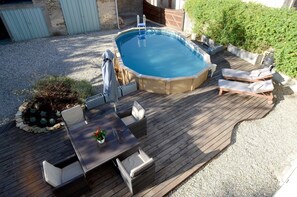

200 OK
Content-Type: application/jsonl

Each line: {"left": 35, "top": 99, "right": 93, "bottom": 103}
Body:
{"left": 170, "top": 84, "right": 297, "bottom": 197}
{"left": 0, "top": 29, "right": 119, "bottom": 126}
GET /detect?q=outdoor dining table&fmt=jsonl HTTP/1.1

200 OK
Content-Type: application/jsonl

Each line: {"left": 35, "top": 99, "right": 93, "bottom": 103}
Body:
{"left": 67, "top": 112, "right": 139, "bottom": 175}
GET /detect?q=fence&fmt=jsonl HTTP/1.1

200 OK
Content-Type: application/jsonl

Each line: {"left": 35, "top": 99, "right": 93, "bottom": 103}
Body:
{"left": 143, "top": 0, "right": 184, "bottom": 31}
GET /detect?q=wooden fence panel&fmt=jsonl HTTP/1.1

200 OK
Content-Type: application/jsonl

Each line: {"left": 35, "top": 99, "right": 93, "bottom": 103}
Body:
{"left": 143, "top": 0, "right": 184, "bottom": 31}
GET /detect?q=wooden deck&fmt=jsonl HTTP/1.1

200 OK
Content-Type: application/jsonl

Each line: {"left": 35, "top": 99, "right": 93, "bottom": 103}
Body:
{"left": 0, "top": 51, "right": 274, "bottom": 197}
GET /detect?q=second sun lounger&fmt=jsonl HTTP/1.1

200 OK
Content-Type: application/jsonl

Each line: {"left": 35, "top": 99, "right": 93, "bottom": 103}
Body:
{"left": 222, "top": 66, "right": 274, "bottom": 82}
{"left": 218, "top": 79, "right": 274, "bottom": 103}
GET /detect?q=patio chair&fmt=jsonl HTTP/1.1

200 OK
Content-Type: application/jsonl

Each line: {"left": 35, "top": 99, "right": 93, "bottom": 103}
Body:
{"left": 222, "top": 66, "right": 275, "bottom": 82}
{"left": 61, "top": 105, "right": 88, "bottom": 131}
{"left": 117, "top": 101, "right": 147, "bottom": 138}
{"left": 116, "top": 149, "right": 155, "bottom": 195}
{"left": 121, "top": 81, "right": 138, "bottom": 96}
{"left": 218, "top": 79, "right": 274, "bottom": 103}
{"left": 85, "top": 93, "right": 105, "bottom": 110}
{"left": 42, "top": 154, "right": 89, "bottom": 197}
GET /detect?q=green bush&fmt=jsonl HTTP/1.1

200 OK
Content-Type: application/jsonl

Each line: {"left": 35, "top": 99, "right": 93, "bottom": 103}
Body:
{"left": 34, "top": 76, "right": 93, "bottom": 109}
{"left": 185, "top": 0, "right": 297, "bottom": 78}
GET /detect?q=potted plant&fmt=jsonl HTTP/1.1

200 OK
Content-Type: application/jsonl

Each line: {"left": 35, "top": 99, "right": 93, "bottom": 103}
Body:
{"left": 93, "top": 127, "right": 106, "bottom": 144}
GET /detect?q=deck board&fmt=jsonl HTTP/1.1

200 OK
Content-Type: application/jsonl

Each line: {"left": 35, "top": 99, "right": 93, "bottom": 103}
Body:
{"left": 0, "top": 51, "right": 274, "bottom": 197}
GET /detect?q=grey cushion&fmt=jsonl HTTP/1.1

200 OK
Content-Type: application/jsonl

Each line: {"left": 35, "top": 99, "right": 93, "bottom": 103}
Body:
{"left": 42, "top": 161, "right": 62, "bottom": 187}
{"left": 122, "top": 152, "right": 145, "bottom": 176}
{"left": 61, "top": 105, "right": 86, "bottom": 129}
{"left": 121, "top": 151, "right": 154, "bottom": 178}
{"left": 248, "top": 80, "right": 274, "bottom": 93}
{"left": 130, "top": 158, "right": 154, "bottom": 177}
{"left": 219, "top": 79, "right": 274, "bottom": 93}
{"left": 131, "top": 101, "right": 145, "bottom": 121}
{"left": 222, "top": 67, "right": 274, "bottom": 81}
{"left": 85, "top": 94, "right": 105, "bottom": 109}
{"left": 121, "top": 82, "right": 137, "bottom": 96}
{"left": 121, "top": 115, "right": 137, "bottom": 126}
{"left": 222, "top": 68, "right": 251, "bottom": 79}
{"left": 61, "top": 161, "right": 84, "bottom": 183}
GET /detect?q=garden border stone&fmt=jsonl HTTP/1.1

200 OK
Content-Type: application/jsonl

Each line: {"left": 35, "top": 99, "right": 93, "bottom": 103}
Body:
{"left": 15, "top": 102, "right": 63, "bottom": 133}
{"left": 227, "top": 44, "right": 263, "bottom": 65}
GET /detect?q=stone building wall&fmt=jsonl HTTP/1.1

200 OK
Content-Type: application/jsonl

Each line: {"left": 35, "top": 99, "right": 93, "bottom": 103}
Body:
{"left": 97, "top": 0, "right": 117, "bottom": 29}
{"left": 32, "top": 0, "right": 67, "bottom": 35}
{"left": 118, "top": 0, "right": 142, "bottom": 16}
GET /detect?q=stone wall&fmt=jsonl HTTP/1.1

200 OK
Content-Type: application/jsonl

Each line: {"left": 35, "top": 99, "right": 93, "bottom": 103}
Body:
{"left": 33, "top": 0, "right": 67, "bottom": 35}
{"left": 98, "top": 0, "right": 117, "bottom": 29}
{"left": 118, "top": 0, "right": 142, "bottom": 16}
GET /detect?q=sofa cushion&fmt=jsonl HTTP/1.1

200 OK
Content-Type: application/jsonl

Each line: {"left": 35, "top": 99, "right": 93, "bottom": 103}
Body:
{"left": 61, "top": 161, "right": 84, "bottom": 183}
{"left": 131, "top": 102, "right": 145, "bottom": 121}
{"left": 121, "top": 115, "right": 137, "bottom": 126}
{"left": 42, "top": 161, "right": 62, "bottom": 187}
{"left": 130, "top": 158, "right": 154, "bottom": 177}
{"left": 61, "top": 105, "right": 85, "bottom": 129}
{"left": 122, "top": 152, "right": 145, "bottom": 176}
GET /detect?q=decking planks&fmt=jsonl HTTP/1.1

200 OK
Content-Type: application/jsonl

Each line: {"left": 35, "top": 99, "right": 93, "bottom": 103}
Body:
{"left": 0, "top": 51, "right": 274, "bottom": 197}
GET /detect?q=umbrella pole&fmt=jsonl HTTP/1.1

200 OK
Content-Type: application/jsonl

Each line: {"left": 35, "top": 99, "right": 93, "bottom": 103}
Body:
{"left": 113, "top": 102, "right": 117, "bottom": 112}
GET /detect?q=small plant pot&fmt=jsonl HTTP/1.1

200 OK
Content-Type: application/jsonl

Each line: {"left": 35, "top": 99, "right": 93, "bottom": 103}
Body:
{"left": 97, "top": 138, "right": 105, "bottom": 144}
{"left": 191, "top": 33, "right": 197, "bottom": 41}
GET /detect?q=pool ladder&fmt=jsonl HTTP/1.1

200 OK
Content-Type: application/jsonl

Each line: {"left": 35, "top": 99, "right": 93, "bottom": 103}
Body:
{"left": 137, "top": 15, "right": 146, "bottom": 33}
{"left": 137, "top": 15, "right": 146, "bottom": 47}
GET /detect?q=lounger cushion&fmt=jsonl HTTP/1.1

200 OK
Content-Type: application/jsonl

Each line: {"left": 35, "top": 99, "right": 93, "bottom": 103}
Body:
{"left": 218, "top": 79, "right": 251, "bottom": 92}
{"left": 43, "top": 161, "right": 62, "bottom": 187}
{"left": 61, "top": 161, "right": 84, "bottom": 183}
{"left": 222, "top": 67, "right": 274, "bottom": 81}
{"left": 248, "top": 80, "right": 274, "bottom": 93}
{"left": 222, "top": 69, "right": 250, "bottom": 79}
{"left": 250, "top": 67, "right": 270, "bottom": 77}
{"left": 219, "top": 79, "right": 274, "bottom": 94}
{"left": 250, "top": 70, "right": 261, "bottom": 77}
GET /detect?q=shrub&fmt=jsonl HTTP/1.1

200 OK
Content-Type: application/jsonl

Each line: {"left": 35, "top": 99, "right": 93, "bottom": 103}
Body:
{"left": 33, "top": 76, "right": 93, "bottom": 110}
{"left": 22, "top": 76, "right": 93, "bottom": 128}
{"left": 185, "top": 0, "right": 297, "bottom": 78}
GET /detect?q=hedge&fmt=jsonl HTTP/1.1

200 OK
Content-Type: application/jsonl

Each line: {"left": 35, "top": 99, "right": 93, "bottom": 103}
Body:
{"left": 185, "top": 0, "right": 297, "bottom": 78}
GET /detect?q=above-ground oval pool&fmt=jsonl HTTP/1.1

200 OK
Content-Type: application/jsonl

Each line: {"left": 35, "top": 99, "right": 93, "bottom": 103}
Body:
{"left": 114, "top": 28, "right": 212, "bottom": 94}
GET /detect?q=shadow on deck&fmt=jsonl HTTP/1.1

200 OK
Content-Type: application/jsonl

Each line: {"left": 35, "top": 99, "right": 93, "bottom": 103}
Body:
{"left": 0, "top": 51, "right": 274, "bottom": 197}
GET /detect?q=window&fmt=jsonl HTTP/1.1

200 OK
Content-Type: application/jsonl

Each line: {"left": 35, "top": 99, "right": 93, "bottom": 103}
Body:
{"left": 0, "top": 0, "right": 32, "bottom": 5}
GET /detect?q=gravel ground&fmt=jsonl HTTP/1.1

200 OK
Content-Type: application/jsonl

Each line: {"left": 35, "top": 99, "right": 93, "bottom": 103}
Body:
{"left": 0, "top": 29, "right": 119, "bottom": 126}
{"left": 170, "top": 84, "right": 297, "bottom": 197}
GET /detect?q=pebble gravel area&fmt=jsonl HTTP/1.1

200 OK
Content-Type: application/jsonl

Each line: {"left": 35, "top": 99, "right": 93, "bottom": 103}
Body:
{"left": 170, "top": 85, "right": 297, "bottom": 197}
{"left": 0, "top": 29, "right": 119, "bottom": 126}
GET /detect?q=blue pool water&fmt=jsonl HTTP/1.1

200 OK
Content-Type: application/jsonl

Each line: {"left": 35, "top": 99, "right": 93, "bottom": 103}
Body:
{"left": 116, "top": 29, "right": 208, "bottom": 78}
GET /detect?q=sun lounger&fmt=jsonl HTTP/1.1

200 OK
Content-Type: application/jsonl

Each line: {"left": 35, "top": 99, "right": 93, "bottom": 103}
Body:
{"left": 222, "top": 66, "right": 274, "bottom": 82}
{"left": 218, "top": 79, "right": 274, "bottom": 103}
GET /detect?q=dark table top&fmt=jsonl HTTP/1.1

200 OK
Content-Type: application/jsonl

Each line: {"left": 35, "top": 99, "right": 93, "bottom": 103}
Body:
{"left": 68, "top": 112, "right": 139, "bottom": 174}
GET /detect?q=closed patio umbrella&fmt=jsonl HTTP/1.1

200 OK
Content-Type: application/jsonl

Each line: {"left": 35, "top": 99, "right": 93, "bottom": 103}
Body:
{"left": 101, "top": 49, "right": 119, "bottom": 112}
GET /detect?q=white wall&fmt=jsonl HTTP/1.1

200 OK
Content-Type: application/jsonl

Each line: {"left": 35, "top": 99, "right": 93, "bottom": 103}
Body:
{"left": 173, "top": 0, "right": 185, "bottom": 9}
{"left": 242, "top": 0, "right": 291, "bottom": 8}
{"left": 147, "top": 0, "right": 185, "bottom": 9}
